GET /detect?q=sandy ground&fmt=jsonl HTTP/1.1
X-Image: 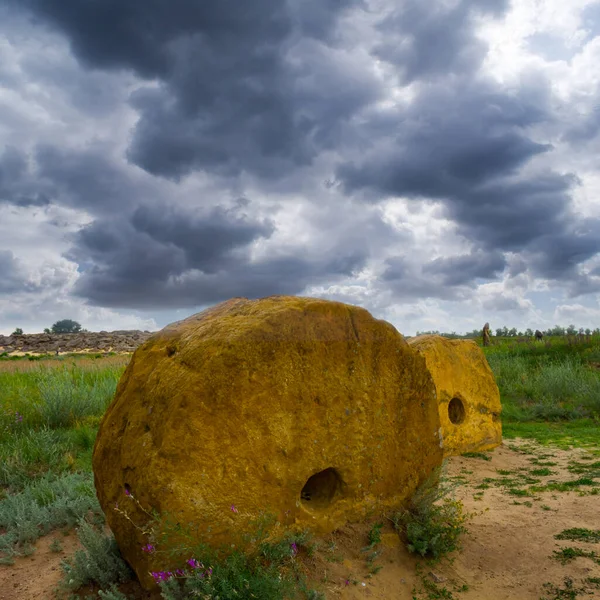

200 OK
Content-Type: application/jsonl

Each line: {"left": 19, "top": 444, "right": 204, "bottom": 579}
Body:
{"left": 1, "top": 439, "right": 599, "bottom": 600}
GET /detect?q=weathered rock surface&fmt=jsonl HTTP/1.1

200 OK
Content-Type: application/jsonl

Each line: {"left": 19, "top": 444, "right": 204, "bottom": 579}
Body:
{"left": 408, "top": 335, "right": 502, "bottom": 457}
{"left": 0, "top": 331, "right": 152, "bottom": 355}
{"left": 93, "top": 296, "right": 443, "bottom": 588}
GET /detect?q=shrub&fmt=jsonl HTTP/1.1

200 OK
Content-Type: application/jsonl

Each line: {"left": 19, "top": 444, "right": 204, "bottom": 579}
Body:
{"left": 98, "top": 586, "right": 129, "bottom": 600}
{"left": 11, "top": 328, "right": 23, "bottom": 336}
{"left": 0, "top": 471, "right": 102, "bottom": 558}
{"left": 61, "top": 519, "right": 132, "bottom": 591}
{"left": 32, "top": 368, "right": 118, "bottom": 428}
{"left": 393, "top": 468, "right": 468, "bottom": 559}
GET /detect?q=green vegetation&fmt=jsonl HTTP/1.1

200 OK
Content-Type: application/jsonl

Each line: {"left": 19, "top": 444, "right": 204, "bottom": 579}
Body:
{"left": 51, "top": 319, "right": 83, "bottom": 334}
{"left": 552, "top": 546, "right": 600, "bottom": 565}
{"left": 0, "top": 364, "right": 123, "bottom": 431}
{"left": 60, "top": 519, "right": 132, "bottom": 591}
{"left": 0, "top": 333, "right": 598, "bottom": 598}
{"left": 555, "top": 528, "right": 600, "bottom": 543}
{"left": 393, "top": 468, "right": 468, "bottom": 560}
{"left": 486, "top": 344, "right": 600, "bottom": 421}
{"left": 461, "top": 451, "right": 491, "bottom": 461}
{"left": 541, "top": 577, "right": 592, "bottom": 599}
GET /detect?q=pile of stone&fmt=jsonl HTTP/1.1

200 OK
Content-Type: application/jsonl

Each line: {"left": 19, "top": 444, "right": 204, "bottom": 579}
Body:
{"left": 0, "top": 330, "right": 153, "bottom": 355}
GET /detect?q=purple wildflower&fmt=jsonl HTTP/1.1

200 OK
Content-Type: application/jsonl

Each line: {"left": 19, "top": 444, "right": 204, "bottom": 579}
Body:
{"left": 175, "top": 569, "right": 185, "bottom": 577}
{"left": 141, "top": 544, "right": 155, "bottom": 553}
{"left": 151, "top": 571, "right": 173, "bottom": 582}
{"left": 15, "top": 412, "right": 23, "bottom": 423}
{"left": 124, "top": 488, "right": 131, "bottom": 497}
{"left": 290, "top": 542, "right": 298, "bottom": 556}
{"left": 230, "top": 504, "right": 238, "bottom": 513}
{"left": 187, "top": 558, "right": 203, "bottom": 569}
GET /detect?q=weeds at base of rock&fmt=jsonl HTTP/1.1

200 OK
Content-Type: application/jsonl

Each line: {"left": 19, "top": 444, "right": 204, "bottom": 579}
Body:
{"left": 392, "top": 466, "right": 469, "bottom": 560}
{"left": 59, "top": 518, "right": 132, "bottom": 595}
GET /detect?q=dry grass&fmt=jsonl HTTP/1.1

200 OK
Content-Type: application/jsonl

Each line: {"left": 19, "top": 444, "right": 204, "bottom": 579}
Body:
{"left": 0, "top": 354, "right": 131, "bottom": 373}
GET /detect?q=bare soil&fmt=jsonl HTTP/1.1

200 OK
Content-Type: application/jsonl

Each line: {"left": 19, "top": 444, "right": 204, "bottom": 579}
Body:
{"left": 2, "top": 439, "right": 599, "bottom": 600}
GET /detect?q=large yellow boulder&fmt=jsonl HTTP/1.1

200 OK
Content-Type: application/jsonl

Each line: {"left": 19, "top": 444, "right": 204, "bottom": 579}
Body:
{"left": 93, "top": 296, "right": 443, "bottom": 588}
{"left": 408, "top": 335, "right": 502, "bottom": 456}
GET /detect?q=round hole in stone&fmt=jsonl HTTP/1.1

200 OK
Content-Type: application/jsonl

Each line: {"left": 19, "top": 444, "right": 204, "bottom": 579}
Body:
{"left": 300, "top": 468, "right": 341, "bottom": 510}
{"left": 448, "top": 397, "right": 466, "bottom": 425}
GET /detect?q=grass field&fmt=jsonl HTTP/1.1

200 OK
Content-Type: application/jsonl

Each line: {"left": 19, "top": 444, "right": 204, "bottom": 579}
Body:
{"left": 0, "top": 337, "right": 599, "bottom": 599}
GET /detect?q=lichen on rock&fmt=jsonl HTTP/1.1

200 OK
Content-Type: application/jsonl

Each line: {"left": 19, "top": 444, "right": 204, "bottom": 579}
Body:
{"left": 92, "top": 296, "right": 443, "bottom": 588}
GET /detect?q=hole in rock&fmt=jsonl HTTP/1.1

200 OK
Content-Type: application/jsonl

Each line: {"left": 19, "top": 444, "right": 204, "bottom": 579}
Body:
{"left": 300, "top": 468, "right": 341, "bottom": 510}
{"left": 448, "top": 397, "right": 466, "bottom": 425}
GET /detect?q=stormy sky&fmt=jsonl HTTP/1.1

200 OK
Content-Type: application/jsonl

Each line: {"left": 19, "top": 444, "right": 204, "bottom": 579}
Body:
{"left": 1, "top": 0, "right": 600, "bottom": 335}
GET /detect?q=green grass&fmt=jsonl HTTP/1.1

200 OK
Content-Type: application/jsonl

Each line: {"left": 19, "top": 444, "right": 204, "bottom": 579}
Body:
{"left": 530, "top": 468, "right": 554, "bottom": 476}
{"left": 555, "top": 528, "right": 600, "bottom": 543}
{"left": 541, "top": 576, "right": 590, "bottom": 599}
{"left": 0, "top": 364, "right": 122, "bottom": 431}
{"left": 0, "top": 425, "right": 97, "bottom": 494}
{"left": 552, "top": 547, "right": 600, "bottom": 565}
{"left": 502, "top": 420, "right": 600, "bottom": 450}
{"left": 461, "top": 452, "right": 491, "bottom": 461}
{"left": 530, "top": 477, "right": 597, "bottom": 493}
{"left": 484, "top": 337, "right": 600, "bottom": 422}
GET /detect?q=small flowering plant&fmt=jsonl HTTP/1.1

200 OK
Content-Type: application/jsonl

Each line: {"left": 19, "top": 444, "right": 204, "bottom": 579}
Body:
{"left": 114, "top": 487, "right": 313, "bottom": 597}
{"left": 0, "top": 409, "right": 24, "bottom": 434}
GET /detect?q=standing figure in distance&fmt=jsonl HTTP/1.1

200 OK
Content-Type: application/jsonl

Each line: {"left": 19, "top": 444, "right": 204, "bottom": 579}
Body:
{"left": 482, "top": 322, "right": 491, "bottom": 347}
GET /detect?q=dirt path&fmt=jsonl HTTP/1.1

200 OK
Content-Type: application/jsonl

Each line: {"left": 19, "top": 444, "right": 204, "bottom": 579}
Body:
{"left": 0, "top": 532, "right": 80, "bottom": 600}
{"left": 2, "top": 439, "right": 599, "bottom": 600}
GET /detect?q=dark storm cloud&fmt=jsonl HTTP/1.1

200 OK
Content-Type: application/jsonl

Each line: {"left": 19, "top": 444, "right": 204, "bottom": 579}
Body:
{"left": 339, "top": 78, "right": 551, "bottom": 199}
{"left": 527, "top": 218, "right": 600, "bottom": 280}
{"left": 0, "top": 144, "right": 158, "bottom": 213}
{"left": 34, "top": 145, "right": 154, "bottom": 213}
{"left": 0, "top": 146, "right": 50, "bottom": 207}
{"left": 130, "top": 204, "right": 275, "bottom": 273}
{"left": 381, "top": 256, "right": 469, "bottom": 301}
{"left": 67, "top": 204, "right": 367, "bottom": 309}
{"left": 337, "top": 76, "right": 589, "bottom": 277}
{"left": 422, "top": 251, "right": 506, "bottom": 286}
{"left": 13, "top": 0, "right": 373, "bottom": 181}
{"left": 0, "top": 251, "right": 33, "bottom": 294}
{"left": 374, "top": 0, "right": 509, "bottom": 83}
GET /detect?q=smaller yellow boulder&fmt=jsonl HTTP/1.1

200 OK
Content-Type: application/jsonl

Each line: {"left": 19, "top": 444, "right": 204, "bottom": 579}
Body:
{"left": 408, "top": 335, "right": 501, "bottom": 456}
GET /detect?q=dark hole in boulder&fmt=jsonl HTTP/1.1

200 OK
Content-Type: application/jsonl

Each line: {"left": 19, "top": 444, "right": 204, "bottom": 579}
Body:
{"left": 448, "top": 397, "right": 466, "bottom": 425}
{"left": 300, "top": 468, "right": 341, "bottom": 510}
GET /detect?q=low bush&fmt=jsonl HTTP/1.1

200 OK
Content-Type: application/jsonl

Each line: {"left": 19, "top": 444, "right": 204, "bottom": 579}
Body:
{"left": 393, "top": 468, "right": 468, "bottom": 559}
{"left": 61, "top": 519, "right": 132, "bottom": 591}
{"left": 0, "top": 471, "right": 102, "bottom": 561}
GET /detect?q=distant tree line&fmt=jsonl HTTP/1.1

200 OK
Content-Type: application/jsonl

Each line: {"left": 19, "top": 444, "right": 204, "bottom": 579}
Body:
{"left": 415, "top": 325, "right": 600, "bottom": 339}
{"left": 10, "top": 320, "right": 84, "bottom": 336}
